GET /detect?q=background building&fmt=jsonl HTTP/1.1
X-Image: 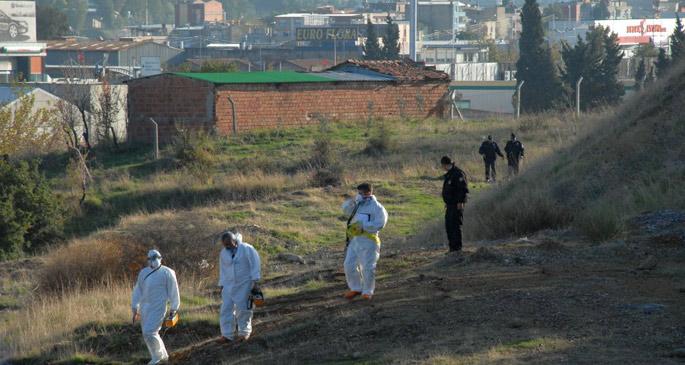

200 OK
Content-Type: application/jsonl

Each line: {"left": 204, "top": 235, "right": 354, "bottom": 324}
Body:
{"left": 0, "top": 1, "right": 46, "bottom": 82}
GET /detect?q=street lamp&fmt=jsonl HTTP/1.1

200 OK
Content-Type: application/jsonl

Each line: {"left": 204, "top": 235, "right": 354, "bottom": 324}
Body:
{"left": 576, "top": 76, "right": 583, "bottom": 118}
{"left": 516, "top": 80, "right": 525, "bottom": 119}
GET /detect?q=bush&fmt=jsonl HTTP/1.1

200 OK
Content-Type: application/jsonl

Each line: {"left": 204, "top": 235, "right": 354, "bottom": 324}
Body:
{"left": 310, "top": 136, "right": 333, "bottom": 169}
{"left": 173, "top": 129, "right": 217, "bottom": 183}
{"left": 574, "top": 204, "right": 624, "bottom": 242}
{"left": 312, "top": 165, "right": 344, "bottom": 187}
{"left": 363, "top": 123, "right": 395, "bottom": 156}
{"left": 0, "top": 159, "right": 63, "bottom": 259}
{"left": 39, "top": 236, "right": 145, "bottom": 292}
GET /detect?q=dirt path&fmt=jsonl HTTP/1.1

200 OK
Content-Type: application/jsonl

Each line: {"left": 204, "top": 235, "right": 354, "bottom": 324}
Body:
{"left": 168, "top": 231, "right": 685, "bottom": 365}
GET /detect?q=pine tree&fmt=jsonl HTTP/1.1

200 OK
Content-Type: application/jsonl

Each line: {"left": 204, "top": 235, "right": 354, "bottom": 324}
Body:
{"left": 382, "top": 15, "right": 400, "bottom": 60}
{"left": 561, "top": 26, "right": 623, "bottom": 110}
{"left": 516, "top": 0, "right": 563, "bottom": 113}
{"left": 671, "top": 15, "right": 685, "bottom": 64}
{"left": 654, "top": 48, "right": 670, "bottom": 78}
{"left": 634, "top": 58, "right": 646, "bottom": 91}
{"left": 593, "top": 0, "right": 611, "bottom": 19}
{"left": 600, "top": 27, "right": 624, "bottom": 104}
{"left": 363, "top": 18, "right": 383, "bottom": 60}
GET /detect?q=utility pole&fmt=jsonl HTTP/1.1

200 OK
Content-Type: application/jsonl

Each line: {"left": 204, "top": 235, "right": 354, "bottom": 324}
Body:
{"left": 516, "top": 80, "right": 525, "bottom": 119}
{"left": 410, "top": 0, "right": 417, "bottom": 61}
{"left": 332, "top": 34, "right": 338, "bottom": 66}
{"left": 576, "top": 76, "right": 583, "bottom": 118}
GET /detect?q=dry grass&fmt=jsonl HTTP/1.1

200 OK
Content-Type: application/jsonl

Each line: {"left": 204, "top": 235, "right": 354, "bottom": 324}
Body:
{"left": 464, "top": 66, "right": 685, "bottom": 242}
{"left": 39, "top": 236, "right": 146, "bottom": 292}
{"left": 421, "top": 337, "right": 573, "bottom": 365}
{"left": 0, "top": 281, "right": 133, "bottom": 360}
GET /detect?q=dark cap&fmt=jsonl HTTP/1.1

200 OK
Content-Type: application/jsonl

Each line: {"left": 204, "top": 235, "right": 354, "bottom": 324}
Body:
{"left": 440, "top": 156, "right": 452, "bottom": 165}
{"left": 487, "top": 135, "right": 493, "bottom": 141}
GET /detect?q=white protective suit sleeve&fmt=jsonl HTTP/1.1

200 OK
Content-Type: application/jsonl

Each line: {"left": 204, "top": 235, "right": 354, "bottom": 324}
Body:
{"left": 218, "top": 252, "right": 226, "bottom": 287}
{"left": 166, "top": 269, "right": 181, "bottom": 312}
{"left": 341, "top": 198, "right": 356, "bottom": 216}
{"left": 131, "top": 271, "right": 143, "bottom": 311}
{"left": 246, "top": 245, "right": 261, "bottom": 282}
{"left": 360, "top": 199, "right": 388, "bottom": 234}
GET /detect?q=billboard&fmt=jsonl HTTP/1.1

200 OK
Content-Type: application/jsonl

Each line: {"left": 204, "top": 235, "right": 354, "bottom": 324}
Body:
{"left": 0, "top": 1, "right": 36, "bottom": 42}
{"left": 595, "top": 19, "right": 678, "bottom": 47}
{"left": 296, "top": 27, "right": 359, "bottom": 41}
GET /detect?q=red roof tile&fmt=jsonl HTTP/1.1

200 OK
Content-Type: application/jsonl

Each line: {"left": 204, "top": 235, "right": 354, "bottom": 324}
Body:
{"left": 328, "top": 59, "right": 450, "bottom": 82}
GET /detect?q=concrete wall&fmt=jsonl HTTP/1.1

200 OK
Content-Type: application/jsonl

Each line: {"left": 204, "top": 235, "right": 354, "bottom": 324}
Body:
{"left": 127, "top": 74, "right": 449, "bottom": 143}
{"left": 39, "top": 83, "right": 128, "bottom": 143}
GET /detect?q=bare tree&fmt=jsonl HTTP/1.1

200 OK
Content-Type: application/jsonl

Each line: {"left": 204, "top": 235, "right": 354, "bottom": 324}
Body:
{"left": 60, "top": 65, "right": 95, "bottom": 150}
{"left": 67, "top": 146, "right": 92, "bottom": 205}
{"left": 93, "top": 78, "right": 123, "bottom": 149}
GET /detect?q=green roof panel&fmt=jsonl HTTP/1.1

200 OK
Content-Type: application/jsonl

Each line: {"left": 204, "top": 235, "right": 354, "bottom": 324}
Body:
{"left": 172, "top": 71, "right": 336, "bottom": 84}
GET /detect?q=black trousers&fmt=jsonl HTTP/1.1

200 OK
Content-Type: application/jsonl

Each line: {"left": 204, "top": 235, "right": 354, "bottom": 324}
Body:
{"left": 508, "top": 157, "right": 520, "bottom": 176}
{"left": 445, "top": 204, "right": 463, "bottom": 252}
{"left": 484, "top": 160, "right": 497, "bottom": 181}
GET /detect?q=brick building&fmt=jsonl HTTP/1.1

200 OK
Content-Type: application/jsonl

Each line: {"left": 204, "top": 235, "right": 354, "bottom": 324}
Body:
{"left": 127, "top": 59, "right": 450, "bottom": 143}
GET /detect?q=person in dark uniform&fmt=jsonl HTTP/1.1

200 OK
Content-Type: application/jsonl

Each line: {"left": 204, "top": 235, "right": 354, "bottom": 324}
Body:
{"left": 504, "top": 133, "right": 525, "bottom": 177}
{"left": 441, "top": 156, "right": 469, "bottom": 254}
{"left": 478, "top": 135, "right": 504, "bottom": 183}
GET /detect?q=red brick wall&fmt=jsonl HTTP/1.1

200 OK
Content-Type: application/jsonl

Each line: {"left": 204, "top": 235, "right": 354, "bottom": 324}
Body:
{"left": 214, "top": 81, "right": 449, "bottom": 134}
{"left": 127, "top": 75, "right": 449, "bottom": 142}
{"left": 127, "top": 74, "right": 215, "bottom": 143}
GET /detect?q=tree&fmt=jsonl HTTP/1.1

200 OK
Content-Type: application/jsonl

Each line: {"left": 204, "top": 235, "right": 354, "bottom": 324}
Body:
{"left": 93, "top": 79, "right": 123, "bottom": 148}
{"left": 381, "top": 15, "right": 400, "bottom": 60}
{"left": 654, "top": 48, "right": 670, "bottom": 78}
{"left": 66, "top": 0, "right": 88, "bottom": 34}
{"left": 0, "top": 159, "right": 64, "bottom": 260}
{"left": 199, "top": 60, "right": 239, "bottom": 72}
{"left": 634, "top": 58, "right": 646, "bottom": 91}
{"left": 363, "top": 18, "right": 383, "bottom": 60}
{"left": 37, "top": 5, "right": 69, "bottom": 40}
{"left": 593, "top": 0, "right": 611, "bottom": 19}
{"left": 516, "top": 0, "right": 563, "bottom": 113}
{"left": 560, "top": 25, "right": 623, "bottom": 110}
{"left": 671, "top": 15, "right": 685, "bottom": 64}
{"left": 0, "top": 87, "right": 58, "bottom": 157}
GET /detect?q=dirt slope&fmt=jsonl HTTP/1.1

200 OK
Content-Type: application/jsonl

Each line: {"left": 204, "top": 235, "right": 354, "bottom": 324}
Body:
{"left": 167, "top": 217, "right": 685, "bottom": 365}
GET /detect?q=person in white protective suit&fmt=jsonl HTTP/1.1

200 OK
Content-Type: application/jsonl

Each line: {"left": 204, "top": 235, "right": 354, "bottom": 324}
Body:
{"left": 342, "top": 182, "right": 388, "bottom": 300}
{"left": 216, "top": 231, "right": 262, "bottom": 344}
{"left": 131, "top": 249, "right": 180, "bottom": 365}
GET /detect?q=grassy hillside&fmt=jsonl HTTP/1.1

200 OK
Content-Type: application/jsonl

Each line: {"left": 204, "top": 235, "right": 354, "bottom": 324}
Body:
{"left": 0, "top": 114, "right": 585, "bottom": 363}
{"left": 466, "top": 64, "right": 685, "bottom": 242}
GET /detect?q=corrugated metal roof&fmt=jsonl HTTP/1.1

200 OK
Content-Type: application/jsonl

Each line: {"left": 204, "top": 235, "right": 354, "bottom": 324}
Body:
{"left": 317, "top": 71, "right": 394, "bottom": 82}
{"left": 47, "top": 40, "right": 156, "bottom": 52}
{"left": 328, "top": 59, "right": 450, "bottom": 82}
{"left": 173, "top": 71, "right": 337, "bottom": 84}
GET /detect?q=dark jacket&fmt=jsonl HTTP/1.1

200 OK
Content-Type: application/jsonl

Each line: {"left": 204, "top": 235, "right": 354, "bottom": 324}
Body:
{"left": 442, "top": 165, "right": 469, "bottom": 205}
{"left": 479, "top": 141, "right": 504, "bottom": 162}
{"left": 504, "top": 139, "right": 525, "bottom": 160}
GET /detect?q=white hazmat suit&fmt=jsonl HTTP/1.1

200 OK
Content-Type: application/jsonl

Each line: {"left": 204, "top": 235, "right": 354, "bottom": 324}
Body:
{"left": 131, "top": 251, "right": 180, "bottom": 365}
{"left": 218, "top": 233, "right": 261, "bottom": 340}
{"left": 342, "top": 195, "right": 388, "bottom": 296}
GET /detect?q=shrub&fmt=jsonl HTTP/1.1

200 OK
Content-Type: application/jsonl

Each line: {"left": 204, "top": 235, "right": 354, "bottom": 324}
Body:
{"left": 310, "top": 136, "right": 333, "bottom": 169}
{"left": 173, "top": 129, "right": 217, "bottom": 183}
{"left": 363, "top": 123, "right": 395, "bottom": 156}
{"left": 0, "top": 159, "right": 63, "bottom": 259}
{"left": 39, "top": 236, "right": 145, "bottom": 292}
{"left": 574, "top": 204, "right": 624, "bottom": 242}
{"left": 312, "top": 165, "right": 344, "bottom": 187}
